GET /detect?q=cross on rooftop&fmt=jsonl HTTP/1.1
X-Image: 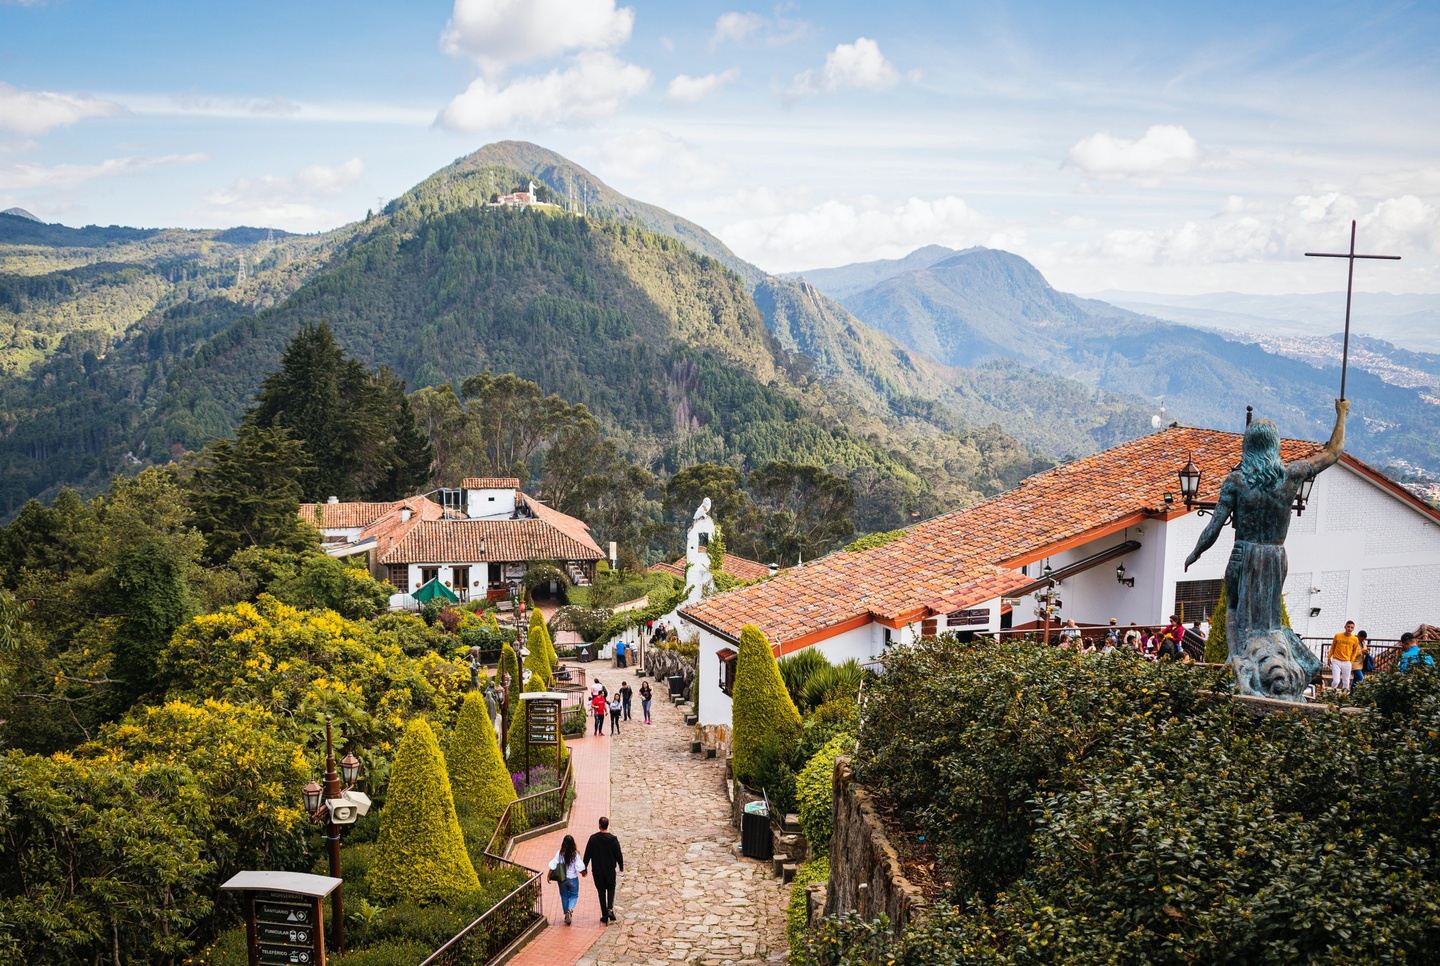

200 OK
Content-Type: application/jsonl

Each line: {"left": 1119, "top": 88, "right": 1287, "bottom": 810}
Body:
{"left": 1305, "top": 219, "right": 1401, "bottom": 400}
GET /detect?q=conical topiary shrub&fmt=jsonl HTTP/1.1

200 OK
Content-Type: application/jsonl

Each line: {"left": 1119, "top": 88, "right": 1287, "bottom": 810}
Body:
{"left": 732, "top": 624, "right": 803, "bottom": 788}
{"left": 498, "top": 641, "right": 520, "bottom": 722}
{"left": 506, "top": 674, "right": 568, "bottom": 774}
{"left": 447, "top": 692, "right": 517, "bottom": 840}
{"left": 371, "top": 719, "right": 480, "bottom": 903}
{"left": 524, "top": 636, "right": 551, "bottom": 689}
{"left": 1204, "top": 587, "right": 1228, "bottom": 664}
{"left": 529, "top": 608, "right": 556, "bottom": 683}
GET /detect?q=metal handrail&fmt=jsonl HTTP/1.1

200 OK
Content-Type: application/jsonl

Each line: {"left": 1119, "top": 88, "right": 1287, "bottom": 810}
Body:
{"left": 422, "top": 757, "right": 574, "bottom": 966}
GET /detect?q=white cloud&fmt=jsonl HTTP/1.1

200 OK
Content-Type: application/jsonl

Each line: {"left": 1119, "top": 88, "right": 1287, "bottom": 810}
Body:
{"left": 711, "top": 11, "right": 766, "bottom": 46}
{"left": 116, "top": 93, "right": 431, "bottom": 126}
{"left": 0, "top": 82, "right": 121, "bottom": 135}
{"left": 442, "top": 0, "right": 634, "bottom": 76}
{"left": 667, "top": 69, "right": 739, "bottom": 103}
{"left": 789, "top": 37, "right": 902, "bottom": 98}
{"left": 709, "top": 10, "right": 809, "bottom": 48}
{"left": 199, "top": 158, "right": 364, "bottom": 232}
{"left": 437, "top": 52, "right": 650, "bottom": 131}
{"left": 585, "top": 128, "right": 728, "bottom": 193}
{"left": 1066, "top": 124, "right": 1200, "bottom": 181}
{"left": 0, "top": 153, "right": 204, "bottom": 191}
{"left": 719, "top": 194, "right": 989, "bottom": 272}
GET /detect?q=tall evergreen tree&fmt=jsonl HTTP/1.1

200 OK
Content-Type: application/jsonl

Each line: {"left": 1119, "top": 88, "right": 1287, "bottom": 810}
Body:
{"left": 188, "top": 424, "right": 313, "bottom": 562}
{"left": 105, "top": 538, "right": 193, "bottom": 709}
{"left": 374, "top": 368, "right": 435, "bottom": 498}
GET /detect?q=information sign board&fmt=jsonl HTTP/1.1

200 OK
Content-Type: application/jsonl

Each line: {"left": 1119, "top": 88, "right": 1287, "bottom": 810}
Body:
{"left": 526, "top": 698, "right": 560, "bottom": 746}
{"left": 946, "top": 608, "right": 990, "bottom": 627}
{"left": 251, "top": 890, "right": 324, "bottom": 966}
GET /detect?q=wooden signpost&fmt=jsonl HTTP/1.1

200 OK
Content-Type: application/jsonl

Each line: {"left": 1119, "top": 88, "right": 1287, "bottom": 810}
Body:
{"left": 520, "top": 691, "right": 563, "bottom": 786}
{"left": 221, "top": 871, "right": 343, "bottom": 966}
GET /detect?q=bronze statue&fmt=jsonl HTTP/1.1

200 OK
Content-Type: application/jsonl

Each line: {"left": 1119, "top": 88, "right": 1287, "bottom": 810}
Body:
{"left": 1185, "top": 399, "right": 1348, "bottom": 699}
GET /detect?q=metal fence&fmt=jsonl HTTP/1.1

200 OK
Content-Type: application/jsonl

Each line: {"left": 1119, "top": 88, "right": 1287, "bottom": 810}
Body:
{"left": 420, "top": 758, "right": 575, "bottom": 966}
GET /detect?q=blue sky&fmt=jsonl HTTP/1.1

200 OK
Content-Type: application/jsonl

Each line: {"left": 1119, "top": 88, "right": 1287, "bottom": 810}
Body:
{"left": 1, "top": 0, "right": 1438, "bottom": 294}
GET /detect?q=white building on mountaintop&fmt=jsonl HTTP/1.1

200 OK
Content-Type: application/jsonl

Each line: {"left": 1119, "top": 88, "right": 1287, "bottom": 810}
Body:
{"left": 678, "top": 424, "right": 1440, "bottom": 741}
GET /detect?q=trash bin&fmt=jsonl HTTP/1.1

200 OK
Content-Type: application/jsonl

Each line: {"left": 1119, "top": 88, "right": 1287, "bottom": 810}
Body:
{"left": 577, "top": 645, "right": 592, "bottom": 663}
{"left": 741, "top": 800, "right": 772, "bottom": 860}
{"left": 667, "top": 674, "right": 686, "bottom": 697}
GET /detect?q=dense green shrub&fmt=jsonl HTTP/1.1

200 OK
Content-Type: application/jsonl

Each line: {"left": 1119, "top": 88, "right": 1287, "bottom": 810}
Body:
{"left": 370, "top": 719, "right": 480, "bottom": 903}
{"left": 800, "top": 659, "right": 866, "bottom": 711}
{"left": 797, "top": 697, "right": 859, "bottom": 764}
{"left": 732, "top": 624, "right": 803, "bottom": 791}
{"left": 779, "top": 649, "right": 828, "bottom": 706}
{"left": 330, "top": 940, "right": 435, "bottom": 965}
{"left": 830, "top": 637, "right": 1440, "bottom": 964}
{"left": 787, "top": 855, "right": 830, "bottom": 964}
{"left": 796, "top": 733, "right": 851, "bottom": 855}
{"left": 446, "top": 692, "right": 516, "bottom": 840}
{"left": 529, "top": 608, "right": 557, "bottom": 683}
{"left": 498, "top": 641, "right": 520, "bottom": 720}
{"left": 1203, "top": 585, "right": 1228, "bottom": 663}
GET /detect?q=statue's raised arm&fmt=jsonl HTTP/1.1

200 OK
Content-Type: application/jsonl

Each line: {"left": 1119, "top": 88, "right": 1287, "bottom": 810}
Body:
{"left": 1286, "top": 398, "right": 1349, "bottom": 482}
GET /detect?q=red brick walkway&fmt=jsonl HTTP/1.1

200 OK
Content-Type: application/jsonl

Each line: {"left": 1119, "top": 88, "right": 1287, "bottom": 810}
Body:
{"left": 507, "top": 706, "right": 613, "bottom": 965}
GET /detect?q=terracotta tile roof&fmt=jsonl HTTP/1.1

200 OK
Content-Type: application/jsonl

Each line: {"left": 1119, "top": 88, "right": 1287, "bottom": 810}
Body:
{"left": 682, "top": 426, "right": 1329, "bottom": 647}
{"left": 519, "top": 496, "right": 604, "bottom": 557}
{"left": 652, "top": 553, "right": 771, "bottom": 582}
{"left": 299, "top": 501, "right": 398, "bottom": 529}
{"left": 461, "top": 477, "right": 520, "bottom": 489}
{"left": 379, "top": 517, "right": 605, "bottom": 565}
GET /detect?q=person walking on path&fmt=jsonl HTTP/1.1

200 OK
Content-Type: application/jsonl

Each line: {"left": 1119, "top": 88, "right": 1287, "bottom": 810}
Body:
{"left": 583, "top": 816, "right": 624, "bottom": 924}
{"left": 591, "top": 690, "right": 607, "bottom": 735}
{"left": 608, "top": 692, "right": 622, "bottom": 735}
{"left": 1331, "top": 620, "right": 1362, "bottom": 691}
{"left": 615, "top": 638, "right": 627, "bottom": 669}
{"left": 548, "top": 834, "right": 586, "bottom": 926}
{"left": 619, "top": 681, "right": 633, "bottom": 722}
{"left": 639, "top": 680, "right": 653, "bottom": 724}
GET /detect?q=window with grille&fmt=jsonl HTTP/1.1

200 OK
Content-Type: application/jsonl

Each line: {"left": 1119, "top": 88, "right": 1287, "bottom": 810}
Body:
{"left": 717, "top": 648, "right": 737, "bottom": 696}
{"left": 1174, "top": 579, "right": 1223, "bottom": 622}
{"left": 420, "top": 566, "right": 440, "bottom": 586}
{"left": 386, "top": 565, "right": 409, "bottom": 592}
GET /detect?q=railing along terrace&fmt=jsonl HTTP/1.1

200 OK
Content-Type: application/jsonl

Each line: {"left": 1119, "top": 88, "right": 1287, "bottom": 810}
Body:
{"left": 423, "top": 757, "right": 574, "bottom": 965}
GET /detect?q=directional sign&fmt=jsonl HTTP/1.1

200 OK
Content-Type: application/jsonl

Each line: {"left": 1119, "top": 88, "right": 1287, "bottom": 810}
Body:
{"left": 526, "top": 699, "right": 561, "bottom": 746}
{"left": 251, "top": 891, "right": 324, "bottom": 966}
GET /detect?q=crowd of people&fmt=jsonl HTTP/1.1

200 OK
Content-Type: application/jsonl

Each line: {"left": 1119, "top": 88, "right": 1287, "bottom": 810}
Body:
{"left": 1054, "top": 615, "right": 1202, "bottom": 662}
{"left": 587, "top": 677, "right": 653, "bottom": 735}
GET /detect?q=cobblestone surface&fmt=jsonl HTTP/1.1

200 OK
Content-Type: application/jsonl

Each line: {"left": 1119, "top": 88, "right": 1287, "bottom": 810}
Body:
{"left": 579, "top": 692, "right": 789, "bottom": 966}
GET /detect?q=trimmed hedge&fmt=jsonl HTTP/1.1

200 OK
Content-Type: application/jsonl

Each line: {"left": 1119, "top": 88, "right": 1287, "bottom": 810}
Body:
{"left": 796, "top": 732, "right": 850, "bottom": 856}
{"left": 529, "top": 608, "right": 557, "bottom": 683}
{"left": 446, "top": 692, "right": 516, "bottom": 840}
{"left": 732, "top": 624, "right": 803, "bottom": 792}
{"left": 370, "top": 719, "right": 480, "bottom": 903}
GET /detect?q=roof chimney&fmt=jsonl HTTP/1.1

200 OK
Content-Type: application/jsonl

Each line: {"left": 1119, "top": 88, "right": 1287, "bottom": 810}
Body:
{"left": 326, "top": 495, "right": 339, "bottom": 504}
{"left": 400, "top": 506, "right": 413, "bottom": 522}
{"left": 768, "top": 562, "right": 779, "bottom": 578}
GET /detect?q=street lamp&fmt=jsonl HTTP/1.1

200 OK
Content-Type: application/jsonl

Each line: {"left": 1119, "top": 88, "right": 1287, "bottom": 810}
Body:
{"left": 1178, "top": 457, "right": 1202, "bottom": 507}
{"left": 301, "top": 716, "right": 362, "bottom": 952}
{"left": 1116, "top": 562, "right": 1135, "bottom": 587}
{"left": 1294, "top": 474, "right": 1317, "bottom": 515}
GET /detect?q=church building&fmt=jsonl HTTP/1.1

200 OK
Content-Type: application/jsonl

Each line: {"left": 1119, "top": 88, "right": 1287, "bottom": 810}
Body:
{"left": 678, "top": 424, "right": 1440, "bottom": 736}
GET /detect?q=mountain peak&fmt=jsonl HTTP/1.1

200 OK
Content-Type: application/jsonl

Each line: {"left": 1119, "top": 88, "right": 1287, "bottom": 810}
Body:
{"left": 2, "top": 207, "right": 41, "bottom": 223}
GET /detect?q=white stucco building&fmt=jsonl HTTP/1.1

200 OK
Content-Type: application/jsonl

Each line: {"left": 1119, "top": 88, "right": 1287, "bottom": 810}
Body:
{"left": 679, "top": 424, "right": 1440, "bottom": 735}
{"left": 300, "top": 477, "right": 604, "bottom": 603}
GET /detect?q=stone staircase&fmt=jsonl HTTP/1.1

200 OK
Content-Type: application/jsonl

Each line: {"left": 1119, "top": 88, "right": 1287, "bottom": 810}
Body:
{"left": 566, "top": 562, "right": 591, "bottom": 586}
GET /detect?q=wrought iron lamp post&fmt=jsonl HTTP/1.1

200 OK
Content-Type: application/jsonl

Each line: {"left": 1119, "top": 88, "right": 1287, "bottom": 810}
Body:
{"left": 1178, "top": 456, "right": 1316, "bottom": 518}
{"left": 1115, "top": 562, "right": 1135, "bottom": 587}
{"left": 301, "top": 716, "right": 361, "bottom": 952}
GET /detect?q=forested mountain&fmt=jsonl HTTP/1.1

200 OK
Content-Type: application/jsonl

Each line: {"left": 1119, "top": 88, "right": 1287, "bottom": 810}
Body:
{"left": 825, "top": 246, "right": 1440, "bottom": 475}
{"left": 0, "top": 143, "right": 1156, "bottom": 523}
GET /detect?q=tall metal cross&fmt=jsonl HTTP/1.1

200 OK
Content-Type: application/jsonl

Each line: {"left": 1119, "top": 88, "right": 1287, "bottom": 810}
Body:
{"left": 1305, "top": 219, "right": 1400, "bottom": 400}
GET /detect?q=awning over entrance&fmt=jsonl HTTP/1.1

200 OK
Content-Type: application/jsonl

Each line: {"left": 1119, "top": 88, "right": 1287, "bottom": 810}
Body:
{"left": 412, "top": 577, "right": 460, "bottom": 604}
{"left": 1009, "top": 539, "right": 1141, "bottom": 597}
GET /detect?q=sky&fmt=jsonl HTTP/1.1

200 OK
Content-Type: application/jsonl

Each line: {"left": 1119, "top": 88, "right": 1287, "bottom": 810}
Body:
{"left": 1, "top": 0, "right": 1438, "bottom": 295}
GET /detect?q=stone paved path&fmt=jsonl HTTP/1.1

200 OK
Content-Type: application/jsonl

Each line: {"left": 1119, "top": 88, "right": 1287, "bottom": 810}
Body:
{"left": 579, "top": 691, "right": 789, "bottom": 966}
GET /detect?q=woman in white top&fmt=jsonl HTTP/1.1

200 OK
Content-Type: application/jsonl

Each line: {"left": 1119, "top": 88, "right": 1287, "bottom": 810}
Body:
{"left": 549, "top": 834, "right": 586, "bottom": 924}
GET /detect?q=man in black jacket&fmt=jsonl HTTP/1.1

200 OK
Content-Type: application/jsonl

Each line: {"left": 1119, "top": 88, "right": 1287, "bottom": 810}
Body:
{"left": 583, "top": 816, "right": 624, "bottom": 923}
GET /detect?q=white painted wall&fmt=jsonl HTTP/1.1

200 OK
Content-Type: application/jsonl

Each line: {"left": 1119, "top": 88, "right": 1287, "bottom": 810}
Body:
{"left": 466, "top": 487, "right": 517, "bottom": 519}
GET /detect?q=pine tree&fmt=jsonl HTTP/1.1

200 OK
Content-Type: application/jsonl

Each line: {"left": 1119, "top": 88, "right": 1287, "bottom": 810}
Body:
{"left": 373, "top": 367, "right": 435, "bottom": 498}
{"left": 732, "top": 623, "right": 803, "bottom": 788}
{"left": 371, "top": 719, "right": 480, "bottom": 903}
{"left": 447, "top": 692, "right": 516, "bottom": 840}
{"left": 188, "top": 423, "right": 313, "bottom": 562}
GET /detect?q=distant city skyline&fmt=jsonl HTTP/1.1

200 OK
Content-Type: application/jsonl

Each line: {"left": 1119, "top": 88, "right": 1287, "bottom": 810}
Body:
{"left": 1, "top": 0, "right": 1437, "bottom": 295}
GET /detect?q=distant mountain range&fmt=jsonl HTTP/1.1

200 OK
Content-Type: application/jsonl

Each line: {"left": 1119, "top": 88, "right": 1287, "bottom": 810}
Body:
{"left": 0, "top": 143, "right": 1153, "bottom": 523}
{"left": 790, "top": 246, "right": 1440, "bottom": 478}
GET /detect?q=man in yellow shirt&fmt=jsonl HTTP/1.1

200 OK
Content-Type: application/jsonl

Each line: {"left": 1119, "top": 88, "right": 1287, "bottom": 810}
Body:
{"left": 1330, "top": 620, "right": 1361, "bottom": 691}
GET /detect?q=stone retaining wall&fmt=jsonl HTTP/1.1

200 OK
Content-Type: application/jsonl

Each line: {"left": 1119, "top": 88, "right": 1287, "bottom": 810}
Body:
{"left": 822, "top": 756, "right": 927, "bottom": 930}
